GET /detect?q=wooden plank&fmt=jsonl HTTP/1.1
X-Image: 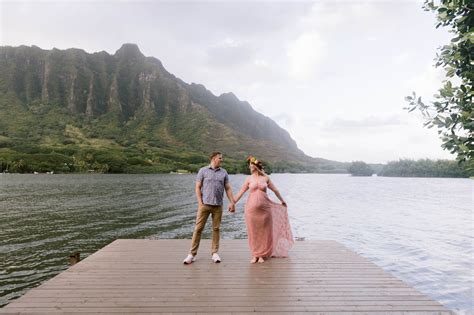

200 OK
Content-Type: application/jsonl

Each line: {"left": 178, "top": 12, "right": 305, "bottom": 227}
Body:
{"left": 20, "top": 295, "right": 435, "bottom": 304}
{"left": 0, "top": 306, "right": 452, "bottom": 312}
{"left": 8, "top": 302, "right": 443, "bottom": 310}
{"left": 23, "top": 289, "right": 432, "bottom": 297}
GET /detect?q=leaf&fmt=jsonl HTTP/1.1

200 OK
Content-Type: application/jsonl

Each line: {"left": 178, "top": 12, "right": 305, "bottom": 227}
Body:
{"left": 459, "top": 144, "right": 469, "bottom": 152}
{"left": 445, "top": 117, "right": 452, "bottom": 126}
{"left": 433, "top": 116, "right": 444, "bottom": 126}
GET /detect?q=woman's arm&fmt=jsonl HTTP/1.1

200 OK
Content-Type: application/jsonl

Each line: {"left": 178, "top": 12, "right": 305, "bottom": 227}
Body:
{"left": 234, "top": 177, "right": 250, "bottom": 204}
{"left": 267, "top": 177, "right": 287, "bottom": 206}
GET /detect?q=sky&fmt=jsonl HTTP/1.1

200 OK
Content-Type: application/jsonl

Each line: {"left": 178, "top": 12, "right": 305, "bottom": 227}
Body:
{"left": 0, "top": 0, "right": 456, "bottom": 163}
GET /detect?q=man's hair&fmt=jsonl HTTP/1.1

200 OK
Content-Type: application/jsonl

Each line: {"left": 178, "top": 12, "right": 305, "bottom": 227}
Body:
{"left": 210, "top": 151, "right": 222, "bottom": 160}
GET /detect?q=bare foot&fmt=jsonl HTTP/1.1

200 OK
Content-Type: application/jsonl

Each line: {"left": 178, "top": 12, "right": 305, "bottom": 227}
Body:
{"left": 257, "top": 257, "right": 265, "bottom": 263}
{"left": 250, "top": 257, "right": 257, "bottom": 264}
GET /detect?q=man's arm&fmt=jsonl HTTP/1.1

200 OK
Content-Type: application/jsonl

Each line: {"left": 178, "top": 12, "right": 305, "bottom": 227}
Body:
{"left": 195, "top": 181, "right": 203, "bottom": 207}
{"left": 224, "top": 182, "right": 235, "bottom": 212}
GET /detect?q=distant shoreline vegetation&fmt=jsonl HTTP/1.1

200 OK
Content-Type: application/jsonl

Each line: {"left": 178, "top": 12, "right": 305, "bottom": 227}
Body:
{"left": 0, "top": 142, "right": 340, "bottom": 175}
{"left": 1, "top": 143, "right": 472, "bottom": 178}
{"left": 349, "top": 159, "right": 472, "bottom": 178}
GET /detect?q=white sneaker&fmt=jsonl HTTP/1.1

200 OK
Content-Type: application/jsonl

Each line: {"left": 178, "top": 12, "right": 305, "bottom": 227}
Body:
{"left": 211, "top": 253, "right": 221, "bottom": 263}
{"left": 183, "top": 254, "right": 196, "bottom": 264}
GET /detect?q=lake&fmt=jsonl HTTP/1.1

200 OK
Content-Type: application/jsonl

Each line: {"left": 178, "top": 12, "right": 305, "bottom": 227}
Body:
{"left": 0, "top": 173, "right": 472, "bottom": 313}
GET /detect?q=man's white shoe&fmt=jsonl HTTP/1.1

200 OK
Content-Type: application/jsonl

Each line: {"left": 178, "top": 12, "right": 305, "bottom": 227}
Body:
{"left": 212, "top": 253, "right": 221, "bottom": 263}
{"left": 183, "top": 254, "right": 196, "bottom": 264}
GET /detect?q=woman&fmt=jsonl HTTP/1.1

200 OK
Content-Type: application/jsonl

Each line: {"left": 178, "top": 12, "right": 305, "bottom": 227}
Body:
{"left": 233, "top": 156, "right": 294, "bottom": 263}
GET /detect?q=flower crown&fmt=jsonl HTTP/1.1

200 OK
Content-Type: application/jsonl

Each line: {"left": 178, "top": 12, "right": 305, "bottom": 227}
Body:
{"left": 246, "top": 155, "right": 260, "bottom": 165}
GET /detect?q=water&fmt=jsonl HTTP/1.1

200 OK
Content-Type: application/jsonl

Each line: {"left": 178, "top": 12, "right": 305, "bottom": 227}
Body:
{"left": 0, "top": 173, "right": 472, "bottom": 313}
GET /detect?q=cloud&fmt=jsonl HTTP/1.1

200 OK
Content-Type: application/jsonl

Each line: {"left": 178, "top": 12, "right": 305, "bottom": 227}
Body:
{"left": 303, "top": 1, "right": 378, "bottom": 30}
{"left": 285, "top": 1, "right": 381, "bottom": 81}
{"left": 286, "top": 113, "right": 454, "bottom": 163}
{"left": 404, "top": 64, "right": 445, "bottom": 99}
{"left": 304, "top": 3, "right": 345, "bottom": 29}
{"left": 323, "top": 115, "right": 408, "bottom": 131}
{"left": 287, "top": 31, "right": 326, "bottom": 79}
{"left": 394, "top": 52, "right": 414, "bottom": 65}
{"left": 272, "top": 113, "right": 296, "bottom": 128}
{"left": 205, "top": 38, "right": 255, "bottom": 69}
{"left": 254, "top": 59, "right": 269, "bottom": 67}
{"left": 349, "top": 1, "right": 378, "bottom": 20}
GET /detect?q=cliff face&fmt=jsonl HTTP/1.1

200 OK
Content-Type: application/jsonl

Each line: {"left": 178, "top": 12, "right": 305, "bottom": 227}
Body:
{"left": 0, "top": 44, "right": 333, "bottom": 167}
{"left": 2, "top": 44, "right": 177, "bottom": 118}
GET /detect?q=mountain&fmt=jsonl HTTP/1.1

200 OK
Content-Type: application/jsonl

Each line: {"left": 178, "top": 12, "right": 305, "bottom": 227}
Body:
{"left": 0, "top": 44, "right": 347, "bottom": 173}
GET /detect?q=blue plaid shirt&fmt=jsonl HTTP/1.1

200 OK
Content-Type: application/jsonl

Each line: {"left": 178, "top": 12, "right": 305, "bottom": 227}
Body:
{"left": 196, "top": 165, "right": 229, "bottom": 206}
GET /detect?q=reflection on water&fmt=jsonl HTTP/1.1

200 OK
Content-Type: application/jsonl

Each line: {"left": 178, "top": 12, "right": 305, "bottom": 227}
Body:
{"left": 0, "top": 173, "right": 472, "bottom": 313}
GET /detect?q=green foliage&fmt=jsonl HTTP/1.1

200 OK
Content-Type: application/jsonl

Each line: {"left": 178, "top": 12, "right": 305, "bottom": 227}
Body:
{"left": 271, "top": 161, "right": 310, "bottom": 173}
{"left": 405, "top": 0, "right": 473, "bottom": 166}
{"left": 0, "top": 151, "right": 73, "bottom": 173}
{"left": 238, "top": 159, "right": 251, "bottom": 174}
{"left": 234, "top": 159, "right": 273, "bottom": 175}
{"left": 348, "top": 161, "right": 374, "bottom": 176}
{"left": 378, "top": 158, "right": 472, "bottom": 178}
{"left": 0, "top": 143, "right": 241, "bottom": 174}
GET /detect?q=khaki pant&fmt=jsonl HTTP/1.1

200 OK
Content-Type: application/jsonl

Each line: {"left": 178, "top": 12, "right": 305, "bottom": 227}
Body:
{"left": 190, "top": 204, "right": 223, "bottom": 256}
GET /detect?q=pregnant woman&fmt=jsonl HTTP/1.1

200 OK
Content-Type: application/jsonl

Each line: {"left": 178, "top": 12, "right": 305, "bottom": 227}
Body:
{"left": 233, "top": 156, "right": 294, "bottom": 263}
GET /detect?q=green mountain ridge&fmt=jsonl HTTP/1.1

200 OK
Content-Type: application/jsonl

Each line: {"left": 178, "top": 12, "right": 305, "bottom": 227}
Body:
{"left": 0, "top": 43, "right": 346, "bottom": 173}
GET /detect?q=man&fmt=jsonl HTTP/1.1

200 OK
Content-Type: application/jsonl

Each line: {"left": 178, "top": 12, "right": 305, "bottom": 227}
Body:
{"left": 183, "top": 152, "right": 235, "bottom": 264}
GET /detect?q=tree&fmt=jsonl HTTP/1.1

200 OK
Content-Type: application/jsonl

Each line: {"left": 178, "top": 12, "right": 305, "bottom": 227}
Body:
{"left": 405, "top": 0, "right": 473, "bottom": 168}
{"left": 348, "top": 161, "right": 374, "bottom": 176}
{"left": 378, "top": 158, "right": 471, "bottom": 177}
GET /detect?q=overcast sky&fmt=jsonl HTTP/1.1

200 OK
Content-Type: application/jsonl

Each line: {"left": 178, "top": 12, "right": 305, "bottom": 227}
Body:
{"left": 0, "top": 0, "right": 456, "bottom": 163}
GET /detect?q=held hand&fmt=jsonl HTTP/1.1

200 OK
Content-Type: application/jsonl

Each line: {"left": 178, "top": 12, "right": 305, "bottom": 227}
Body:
{"left": 228, "top": 203, "right": 236, "bottom": 213}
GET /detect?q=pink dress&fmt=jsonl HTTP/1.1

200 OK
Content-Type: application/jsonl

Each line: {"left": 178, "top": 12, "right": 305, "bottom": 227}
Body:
{"left": 244, "top": 177, "right": 294, "bottom": 258}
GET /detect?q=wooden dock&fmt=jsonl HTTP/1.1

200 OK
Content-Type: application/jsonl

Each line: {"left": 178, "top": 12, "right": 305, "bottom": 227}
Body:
{"left": 0, "top": 239, "right": 452, "bottom": 314}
